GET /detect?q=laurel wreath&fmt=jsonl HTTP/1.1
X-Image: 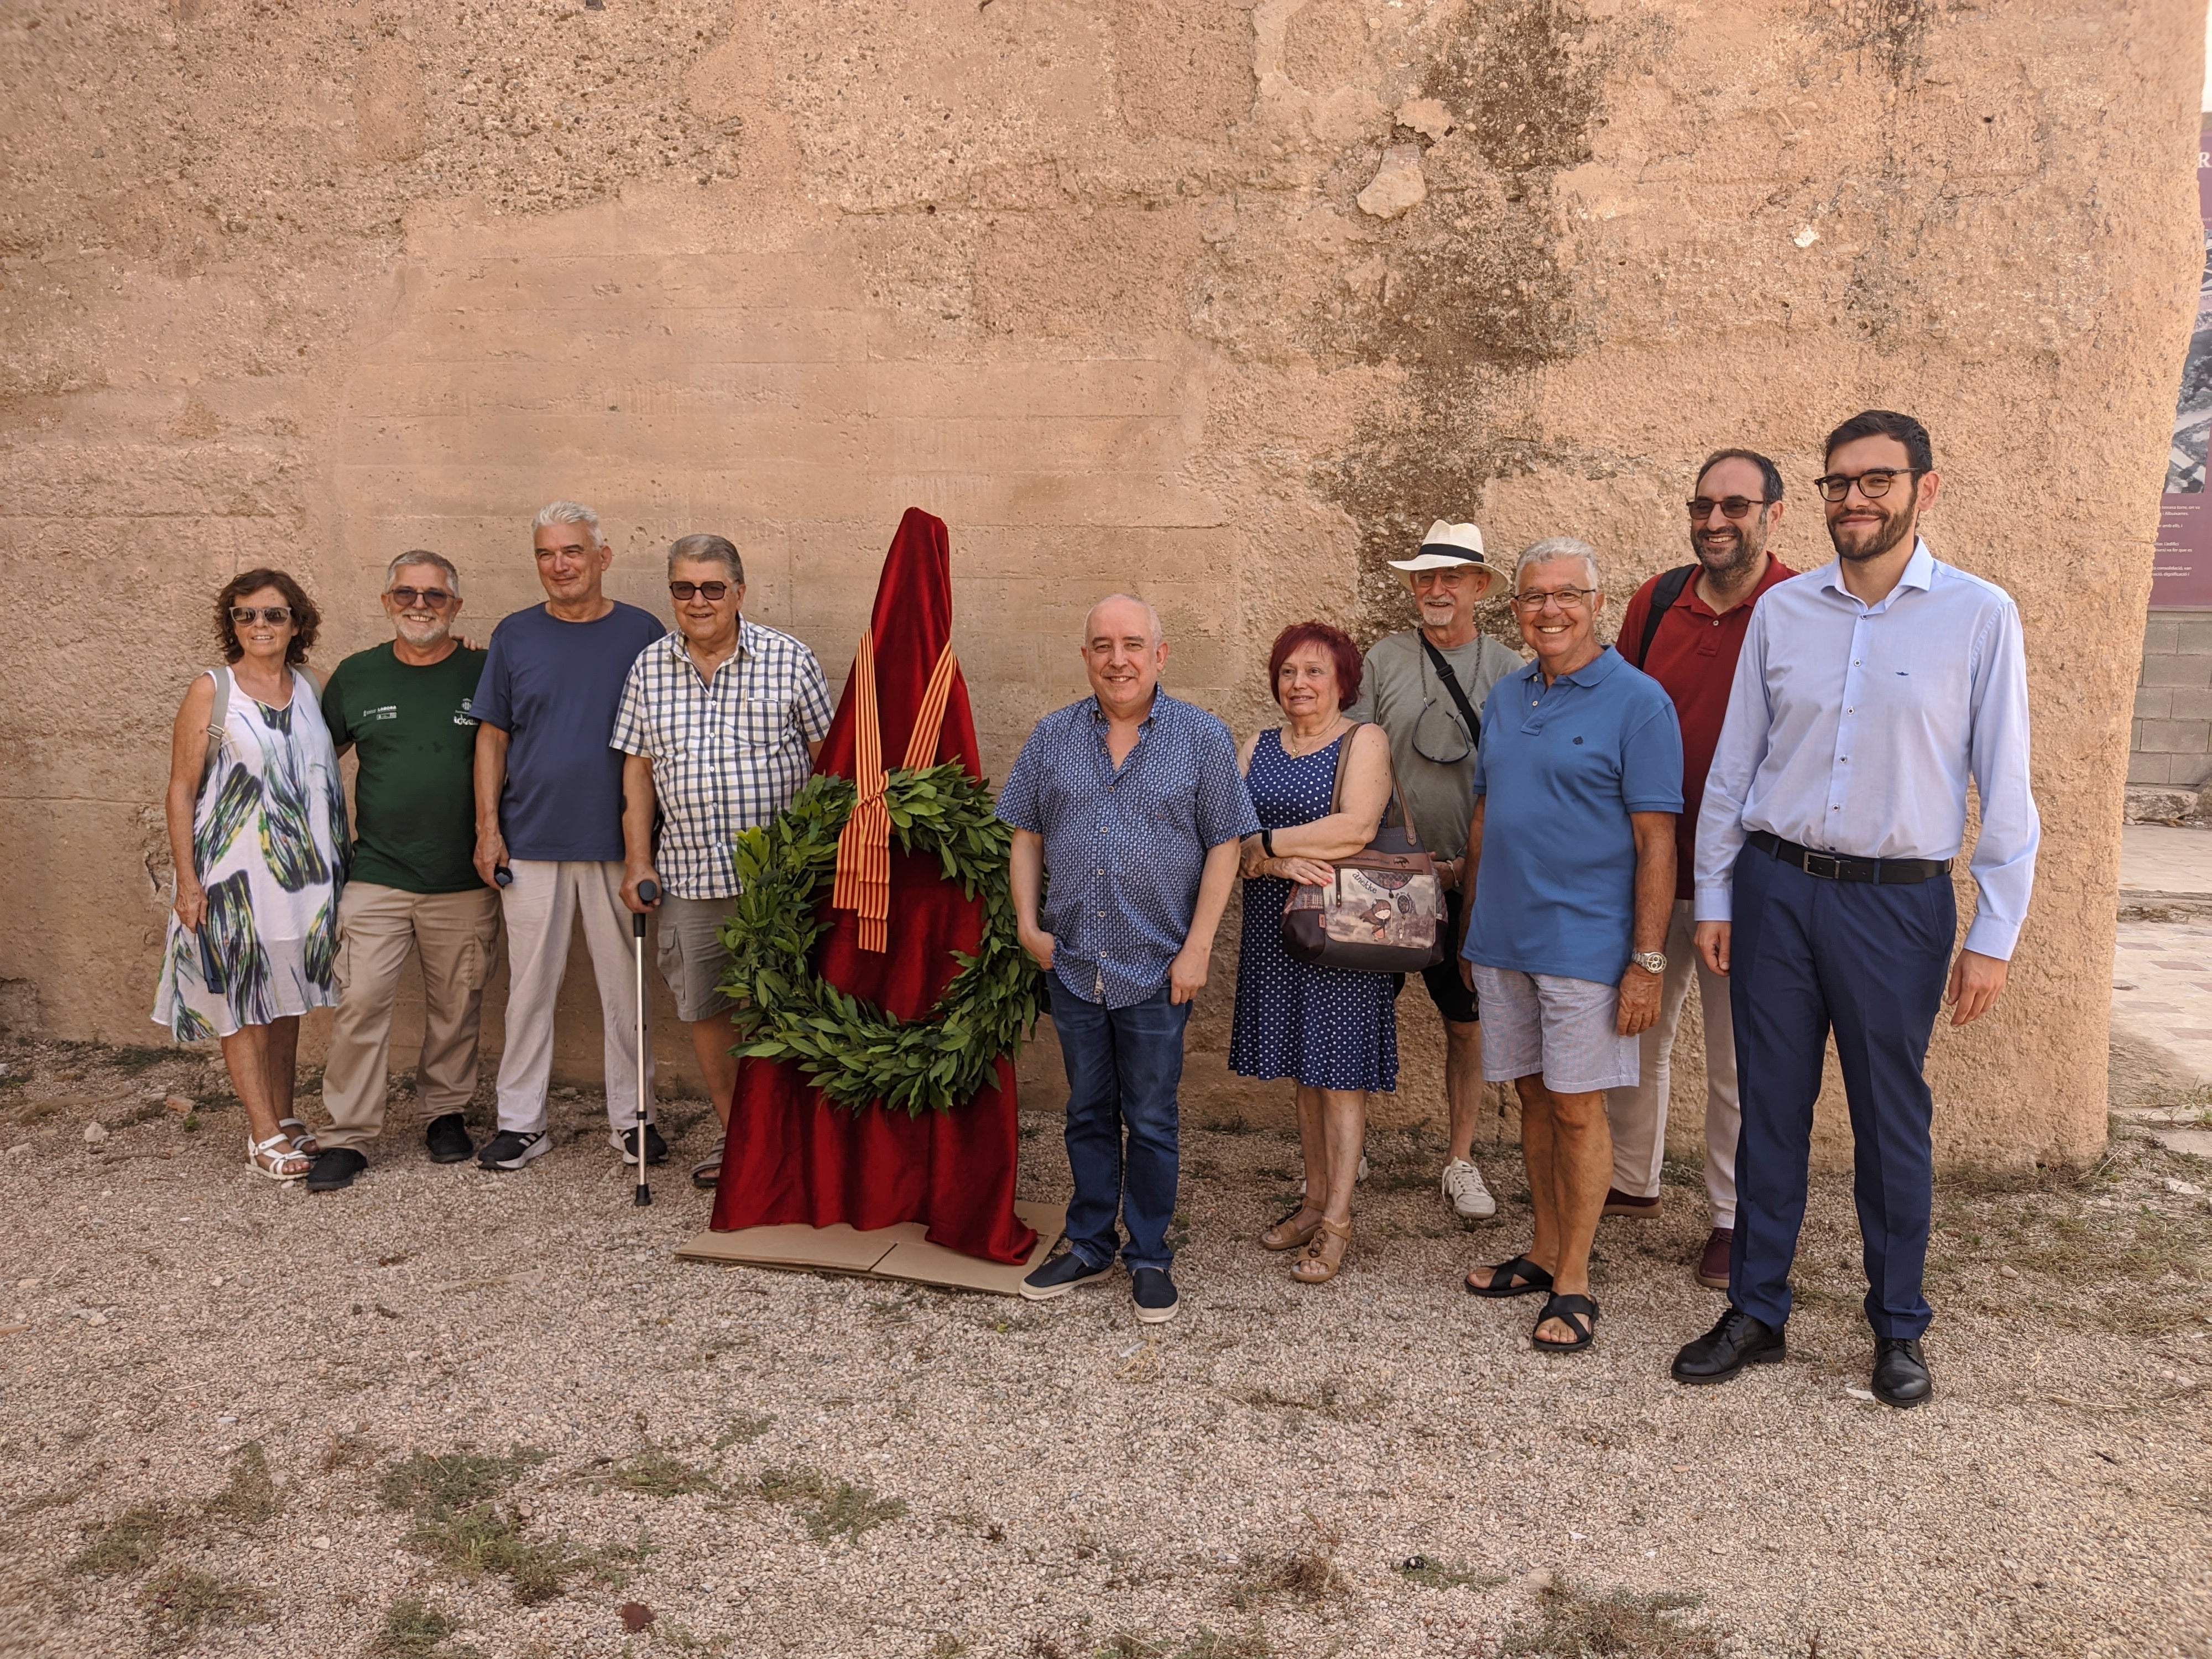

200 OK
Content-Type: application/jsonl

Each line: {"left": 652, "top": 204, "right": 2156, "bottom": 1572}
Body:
{"left": 714, "top": 764, "right": 1043, "bottom": 1117}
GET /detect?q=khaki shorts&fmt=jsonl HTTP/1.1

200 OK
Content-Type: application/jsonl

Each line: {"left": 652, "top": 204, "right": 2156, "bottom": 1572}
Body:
{"left": 656, "top": 894, "right": 738, "bottom": 1022}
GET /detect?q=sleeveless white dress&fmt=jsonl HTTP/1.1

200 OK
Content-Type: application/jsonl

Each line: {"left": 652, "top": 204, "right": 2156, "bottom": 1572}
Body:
{"left": 153, "top": 669, "right": 350, "bottom": 1041}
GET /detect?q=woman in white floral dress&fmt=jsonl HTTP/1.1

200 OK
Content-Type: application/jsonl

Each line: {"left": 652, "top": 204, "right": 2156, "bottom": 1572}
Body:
{"left": 155, "top": 570, "right": 349, "bottom": 1180}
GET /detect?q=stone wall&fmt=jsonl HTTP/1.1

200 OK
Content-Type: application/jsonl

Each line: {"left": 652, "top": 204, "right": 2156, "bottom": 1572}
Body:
{"left": 2131, "top": 611, "right": 2212, "bottom": 797}
{"left": 1, "top": 0, "right": 2202, "bottom": 1168}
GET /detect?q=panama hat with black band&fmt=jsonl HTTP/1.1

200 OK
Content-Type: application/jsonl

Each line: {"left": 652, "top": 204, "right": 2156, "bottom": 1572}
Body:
{"left": 1387, "top": 520, "right": 1496, "bottom": 594}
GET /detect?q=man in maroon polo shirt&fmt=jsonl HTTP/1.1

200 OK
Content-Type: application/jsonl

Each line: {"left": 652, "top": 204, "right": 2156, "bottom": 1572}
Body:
{"left": 1604, "top": 449, "right": 1796, "bottom": 1288}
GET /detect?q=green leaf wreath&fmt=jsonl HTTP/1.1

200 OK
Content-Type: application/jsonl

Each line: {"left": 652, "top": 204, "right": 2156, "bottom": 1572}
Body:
{"left": 715, "top": 763, "right": 1044, "bottom": 1117}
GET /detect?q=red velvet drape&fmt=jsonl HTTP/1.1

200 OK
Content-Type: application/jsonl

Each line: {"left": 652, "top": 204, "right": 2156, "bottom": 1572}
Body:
{"left": 708, "top": 508, "right": 1037, "bottom": 1264}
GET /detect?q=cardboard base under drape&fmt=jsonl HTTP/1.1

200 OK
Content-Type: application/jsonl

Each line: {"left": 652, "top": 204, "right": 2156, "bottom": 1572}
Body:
{"left": 678, "top": 1200, "right": 1064, "bottom": 1295}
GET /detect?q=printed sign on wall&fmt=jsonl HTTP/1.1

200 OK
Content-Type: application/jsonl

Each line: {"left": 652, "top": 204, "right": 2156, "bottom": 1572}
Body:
{"left": 2155, "top": 156, "right": 2212, "bottom": 609}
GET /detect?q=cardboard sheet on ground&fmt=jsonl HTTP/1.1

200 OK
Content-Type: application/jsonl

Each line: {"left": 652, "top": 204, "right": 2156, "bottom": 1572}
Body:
{"left": 675, "top": 1200, "right": 1065, "bottom": 1295}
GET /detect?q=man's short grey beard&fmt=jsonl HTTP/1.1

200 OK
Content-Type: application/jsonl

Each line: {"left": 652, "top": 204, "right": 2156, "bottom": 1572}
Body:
{"left": 395, "top": 615, "right": 451, "bottom": 646}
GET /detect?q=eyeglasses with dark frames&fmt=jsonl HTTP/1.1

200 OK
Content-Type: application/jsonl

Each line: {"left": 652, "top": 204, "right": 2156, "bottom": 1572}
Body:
{"left": 386, "top": 586, "right": 456, "bottom": 609}
{"left": 669, "top": 581, "right": 734, "bottom": 602}
{"left": 1686, "top": 495, "right": 1771, "bottom": 520}
{"left": 229, "top": 606, "right": 293, "bottom": 625}
{"left": 1511, "top": 587, "right": 1598, "bottom": 613}
{"left": 1814, "top": 467, "right": 1922, "bottom": 504}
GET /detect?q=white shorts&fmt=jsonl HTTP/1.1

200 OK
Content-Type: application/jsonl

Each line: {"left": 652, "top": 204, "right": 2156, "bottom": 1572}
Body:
{"left": 1467, "top": 963, "right": 1639, "bottom": 1094}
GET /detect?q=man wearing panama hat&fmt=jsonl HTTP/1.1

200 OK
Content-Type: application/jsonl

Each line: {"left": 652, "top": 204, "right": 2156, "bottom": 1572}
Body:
{"left": 1348, "top": 520, "right": 1523, "bottom": 1219}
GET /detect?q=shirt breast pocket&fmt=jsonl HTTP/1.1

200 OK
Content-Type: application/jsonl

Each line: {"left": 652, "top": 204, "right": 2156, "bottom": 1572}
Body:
{"left": 733, "top": 699, "right": 788, "bottom": 750}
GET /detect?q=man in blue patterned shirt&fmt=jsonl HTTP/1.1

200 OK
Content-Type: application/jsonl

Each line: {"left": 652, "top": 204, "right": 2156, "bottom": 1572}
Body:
{"left": 998, "top": 593, "right": 1259, "bottom": 1324}
{"left": 614, "top": 534, "right": 833, "bottom": 1187}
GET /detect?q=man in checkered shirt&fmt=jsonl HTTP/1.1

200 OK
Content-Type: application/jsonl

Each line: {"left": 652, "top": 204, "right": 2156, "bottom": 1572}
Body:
{"left": 614, "top": 534, "right": 833, "bottom": 1188}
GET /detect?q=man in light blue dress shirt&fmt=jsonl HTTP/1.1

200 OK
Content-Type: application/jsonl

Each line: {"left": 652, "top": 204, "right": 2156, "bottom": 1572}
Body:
{"left": 1672, "top": 410, "right": 2040, "bottom": 1409}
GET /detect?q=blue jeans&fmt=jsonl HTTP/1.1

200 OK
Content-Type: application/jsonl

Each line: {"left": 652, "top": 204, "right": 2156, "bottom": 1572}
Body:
{"left": 1048, "top": 975, "right": 1190, "bottom": 1272}
{"left": 1727, "top": 844, "right": 1953, "bottom": 1339}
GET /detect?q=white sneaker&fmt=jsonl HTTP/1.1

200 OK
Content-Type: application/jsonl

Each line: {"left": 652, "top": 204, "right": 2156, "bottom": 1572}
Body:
{"left": 1296, "top": 1154, "right": 1368, "bottom": 1199}
{"left": 1442, "top": 1158, "right": 1496, "bottom": 1219}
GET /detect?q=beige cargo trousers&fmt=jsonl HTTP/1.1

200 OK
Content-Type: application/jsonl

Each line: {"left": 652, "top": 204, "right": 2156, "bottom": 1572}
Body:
{"left": 319, "top": 880, "right": 502, "bottom": 1149}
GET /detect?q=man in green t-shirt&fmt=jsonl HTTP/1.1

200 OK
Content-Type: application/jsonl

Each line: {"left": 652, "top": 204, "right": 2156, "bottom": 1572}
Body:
{"left": 306, "top": 552, "right": 497, "bottom": 1190}
{"left": 1348, "top": 520, "right": 1522, "bottom": 1222}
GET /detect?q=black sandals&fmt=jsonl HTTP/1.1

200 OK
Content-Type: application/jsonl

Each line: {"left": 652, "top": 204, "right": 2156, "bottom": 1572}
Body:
{"left": 1464, "top": 1254, "right": 1554, "bottom": 1299}
{"left": 1532, "top": 1293, "right": 1600, "bottom": 1353}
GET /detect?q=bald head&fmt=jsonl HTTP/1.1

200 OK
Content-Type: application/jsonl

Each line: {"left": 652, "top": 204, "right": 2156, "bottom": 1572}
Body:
{"left": 1080, "top": 592, "right": 1169, "bottom": 722}
{"left": 1083, "top": 593, "right": 1162, "bottom": 648}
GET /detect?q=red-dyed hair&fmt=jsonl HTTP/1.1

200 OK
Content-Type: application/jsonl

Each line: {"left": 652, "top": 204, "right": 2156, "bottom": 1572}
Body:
{"left": 1267, "top": 620, "right": 1363, "bottom": 711}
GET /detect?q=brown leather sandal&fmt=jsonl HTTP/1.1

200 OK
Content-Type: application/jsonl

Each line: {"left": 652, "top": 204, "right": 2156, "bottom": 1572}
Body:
{"left": 1290, "top": 1217, "right": 1352, "bottom": 1284}
{"left": 1261, "top": 1207, "right": 1326, "bottom": 1251}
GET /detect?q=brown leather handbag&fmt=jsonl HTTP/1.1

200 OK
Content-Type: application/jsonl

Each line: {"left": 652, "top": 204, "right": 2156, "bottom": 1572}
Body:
{"left": 1279, "top": 723, "right": 1448, "bottom": 974}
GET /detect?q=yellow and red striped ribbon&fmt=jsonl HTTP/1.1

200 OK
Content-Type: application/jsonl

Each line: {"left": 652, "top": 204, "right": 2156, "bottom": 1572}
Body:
{"left": 830, "top": 634, "right": 959, "bottom": 953}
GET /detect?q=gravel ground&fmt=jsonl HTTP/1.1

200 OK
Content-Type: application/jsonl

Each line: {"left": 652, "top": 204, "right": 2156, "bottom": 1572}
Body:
{"left": 1, "top": 1036, "right": 2208, "bottom": 1659}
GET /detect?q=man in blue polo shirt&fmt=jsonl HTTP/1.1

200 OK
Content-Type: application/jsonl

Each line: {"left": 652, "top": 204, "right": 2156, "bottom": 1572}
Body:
{"left": 1458, "top": 538, "right": 1683, "bottom": 1354}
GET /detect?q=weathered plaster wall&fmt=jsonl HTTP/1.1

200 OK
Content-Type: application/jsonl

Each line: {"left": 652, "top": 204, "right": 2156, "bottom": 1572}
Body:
{"left": 1, "top": 0, "right": 2199, "bottom": 1167}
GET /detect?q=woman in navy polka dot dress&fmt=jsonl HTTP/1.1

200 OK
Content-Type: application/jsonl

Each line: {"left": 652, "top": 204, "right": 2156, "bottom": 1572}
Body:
{"left": 1230, "top": 621, "right": 1399, "bottom": 1285}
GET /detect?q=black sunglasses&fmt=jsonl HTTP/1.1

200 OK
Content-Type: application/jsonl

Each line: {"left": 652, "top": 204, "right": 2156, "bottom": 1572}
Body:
{"left": 1686, "top": 495, "right": 1771, "bottom": 521}
{"left": 387, "top": 586, "right": 456, "bottom": 609}
{"left": 669, "top": 581, "right": 733, "bottom": 602}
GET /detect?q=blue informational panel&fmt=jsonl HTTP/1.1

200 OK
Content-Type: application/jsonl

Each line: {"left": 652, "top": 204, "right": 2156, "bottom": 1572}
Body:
{"left": 2155, "top": 159, "right": 2212, "bottom": 609}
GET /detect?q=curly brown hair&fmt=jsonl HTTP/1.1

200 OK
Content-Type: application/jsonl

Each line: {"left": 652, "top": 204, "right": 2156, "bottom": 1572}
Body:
{"left": 214, "top": 568, "right": 320, "bottom": 666}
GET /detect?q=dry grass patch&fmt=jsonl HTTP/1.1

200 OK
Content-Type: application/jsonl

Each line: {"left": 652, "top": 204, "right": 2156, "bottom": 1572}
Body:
{"left": 371, "top": 1593, "right": 484, "bottom": 1658}
{"left": 377, "top": 1446, "right": 632, "bottom": 1606}
{"left": 711, "top": 1412, "right": 774, "bottom": 1450}
{"left": 71, "top": 1503, "right": 170, "bottom": 1575}
{"left": 204, "top": 1439, "right": 282, "bottom": 1524}
{"left": 599, "top": 1447, "right": 720, "bottom": 1498}
{"left": 1502, "top": 1579, "right": 1720, "bottom": 1658}
{"left": 1395, "top": 1552, "right": 1506, "bottom": 1591}
{"left": 1229, "top": 1546, "right": 1347, "bottom": 1610}
{"left": 140, "top": 1565, "right": 268, "bottom": 1650}
{"left": 754, "top": 1465, "right": 907, "bottom": 1542}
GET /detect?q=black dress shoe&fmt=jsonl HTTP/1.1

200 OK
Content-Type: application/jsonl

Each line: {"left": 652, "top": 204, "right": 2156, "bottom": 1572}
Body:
{"left": 424, "top": 1113, "right": 474, "bottom": 1165}
{"left": 1871, "top": 1337, "right": 1933, "bottom": 1408}
{"left": 304, "top": 1147, "right": 367, "bottom": 1192}
{"left": 1671, "top": 1305, "right": 1786, "bottom": 1385}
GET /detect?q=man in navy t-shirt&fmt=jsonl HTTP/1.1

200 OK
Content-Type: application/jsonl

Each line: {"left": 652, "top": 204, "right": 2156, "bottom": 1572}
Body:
{"left": 471, "top": 500, "right": 669, "bottom": 1172}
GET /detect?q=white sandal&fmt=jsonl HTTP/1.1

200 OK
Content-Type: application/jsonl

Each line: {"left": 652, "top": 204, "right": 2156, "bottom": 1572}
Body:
{"left": 278, "top": 1118, "right": 321, "bottom": 1156}
{"left": 247, "top": 1132, "right": 310, "bottom": 1181}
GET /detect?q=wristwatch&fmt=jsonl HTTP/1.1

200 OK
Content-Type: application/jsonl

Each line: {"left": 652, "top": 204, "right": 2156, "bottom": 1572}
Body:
{"left": 1631, "top": 951, "right": 1667, "bottom": 975}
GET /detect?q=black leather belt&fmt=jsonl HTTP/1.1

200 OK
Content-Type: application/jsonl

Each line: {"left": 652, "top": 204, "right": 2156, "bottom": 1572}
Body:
{"left": 1747, "top": 829, "right": 1949, "bottom": 885}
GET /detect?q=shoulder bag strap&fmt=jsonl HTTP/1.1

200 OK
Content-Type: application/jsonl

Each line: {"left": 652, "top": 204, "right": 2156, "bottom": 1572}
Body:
{"left": 1417, "top": 634, "right": 1483, "bottom": 752}
{"left": 199, "top": 667, "right": 232, "bottom": 792}
{"left": 1327, "top": 721, "right": 1419, "bottom": 846}
{"left": 293, "top": 665, "right": 324, "bottom": 698}
{"left": 1632, "top": 565, "right": 1698, "bottom": 668}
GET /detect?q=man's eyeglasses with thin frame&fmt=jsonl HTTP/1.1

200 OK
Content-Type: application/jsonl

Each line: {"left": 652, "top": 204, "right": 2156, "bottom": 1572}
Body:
{"left": 229, "top": 606, "right": 293, "bottom": 625}
{"left": 1686, "top": 495, "right": 1772, "bottom": 521}
{"left": 669, "top": 580, "right": 734, "bottom": 602}
{"left": 385, "top": 586, "right": 456, "bottom": 611}
{"left": 1511, "top": 587, "right": 1598, "bottom": 613}
{"left": 1814, "top": 467, "right": 1922, "bottom": 504}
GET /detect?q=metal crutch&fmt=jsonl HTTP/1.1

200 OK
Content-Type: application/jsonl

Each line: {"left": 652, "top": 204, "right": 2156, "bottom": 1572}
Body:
{"left": 632, "top": 879, "right": 660, "bottom": 1206}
